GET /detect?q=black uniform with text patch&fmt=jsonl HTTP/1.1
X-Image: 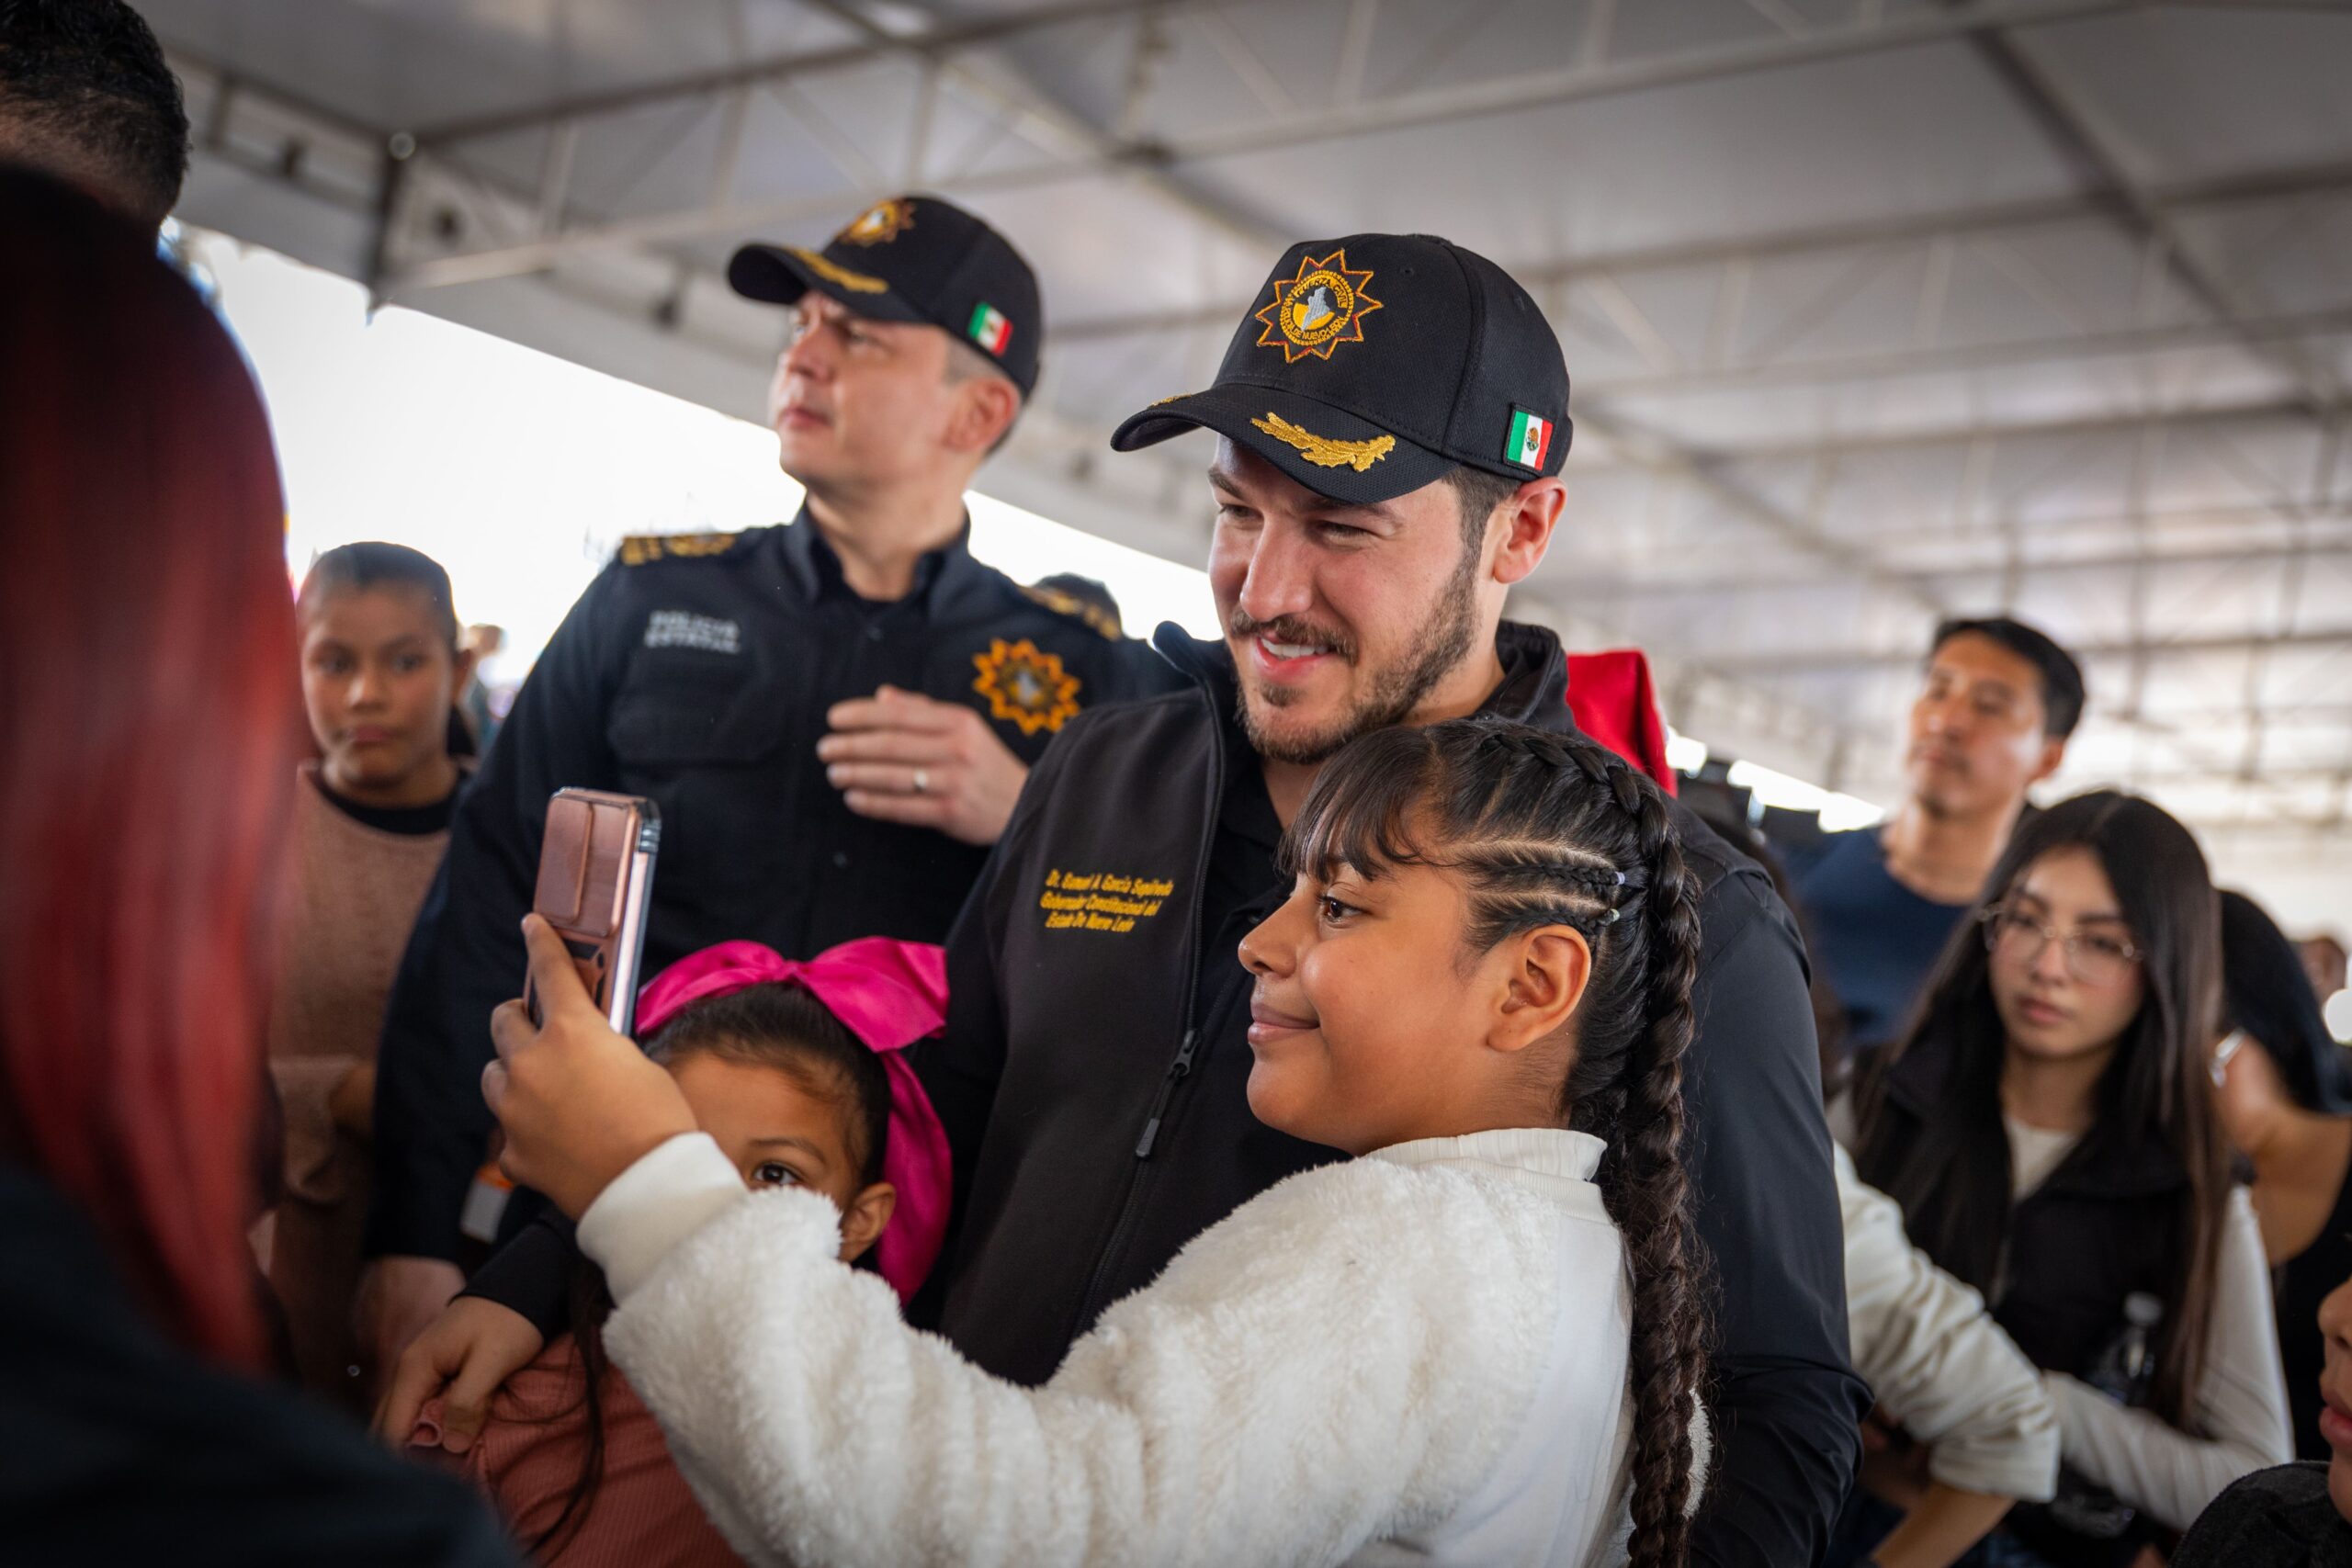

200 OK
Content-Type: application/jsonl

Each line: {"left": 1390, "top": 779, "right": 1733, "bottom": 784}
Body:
{"left": 365, "top": 513, "right": 1177, "bottom": 1265}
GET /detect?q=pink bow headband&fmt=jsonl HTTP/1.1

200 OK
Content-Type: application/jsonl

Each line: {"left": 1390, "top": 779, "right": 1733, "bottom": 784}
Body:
{"left": 636, "top": 936, "right": 952, "bottom": 1304}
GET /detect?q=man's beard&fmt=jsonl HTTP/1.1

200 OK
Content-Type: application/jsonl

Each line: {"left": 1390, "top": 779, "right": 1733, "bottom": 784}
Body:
{"left": 1231, "top": 543, "right": 1483, "bottom": 766}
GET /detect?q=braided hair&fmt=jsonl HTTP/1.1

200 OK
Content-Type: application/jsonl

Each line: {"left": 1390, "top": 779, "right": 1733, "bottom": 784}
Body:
{"left": 1283, "top": 716, "right": 1710, "bottom": 1568}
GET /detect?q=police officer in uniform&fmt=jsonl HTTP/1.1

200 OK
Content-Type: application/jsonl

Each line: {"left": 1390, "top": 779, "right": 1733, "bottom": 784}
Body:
{"left": 355, "top": 196, "right": 1176, "bottom": 1373}
{"left": 919, "top": 234, "right": 1869, "bottom": 1565}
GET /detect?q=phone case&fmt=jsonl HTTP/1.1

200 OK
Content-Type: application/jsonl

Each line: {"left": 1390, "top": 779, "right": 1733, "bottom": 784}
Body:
{"left": 526, "top": 788, "right": 661, "bottom": 1034}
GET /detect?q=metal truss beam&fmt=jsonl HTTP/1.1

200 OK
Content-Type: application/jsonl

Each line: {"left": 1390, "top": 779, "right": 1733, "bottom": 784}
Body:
{"left": 1555, "top": 529, "right": 2352, "bottom": 598}
{"left": 786, "top": 0, "right": 1287, "bottom": 253}
{"left": 1569, "top": 393, "right": 2318, "bottom": 467}
{"left": 1573, "top": 404, "right": 1951, "bottom": 616}
{"left": 1056, "top": 153, "right": 2352, "bottom": 344}
{"left": 1576, "top": 301, "right": 2352, "bottom": 399}
{"left": 386, "top": 0, "right": 2144, "bottom": 292}
{"left": 411, "top": 0, "right": 1213, "bottom": 147}
{"left": 415, "top": 0, "right": 2135, "bottom": 152}
{"left": 1119, "top": 0, "right": 2140, "bottom": 164}
{"left": 1726, "top": 625, "right": 2352, "bottom": 676}
{"left": 1957, "top": 13, "right": 2345, "bottom": 417}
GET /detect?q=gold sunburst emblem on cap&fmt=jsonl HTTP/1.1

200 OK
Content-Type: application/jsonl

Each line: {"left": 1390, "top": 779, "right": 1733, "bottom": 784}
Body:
{"left": 1253, "top": 249, "right": 1383, "bottom": 363}
{"left": 972, "top": 638, "right": 1082, "bottom": 737}
{"left": 1250, "top": 412, "right": 1395, "bottom": 472}
{"left": 837, "top": 198, "right": 914, "bottom": 246}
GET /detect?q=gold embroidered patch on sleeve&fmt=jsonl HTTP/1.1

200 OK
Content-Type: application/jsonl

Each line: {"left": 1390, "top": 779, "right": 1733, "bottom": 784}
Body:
{"left": 1249, "top": 412, "right": 1396, "bottom": 472}
{"left": 788, "top": 247, "right": 890, "bottom": 294}
{"left": 617, "top": 532, "right": 740, "bottom": 566}
{"left": 972, "top": 638, "right": 1083, "bottom": 736}
{"left": 836, "top": 199, "right": 914, "bottom": 246}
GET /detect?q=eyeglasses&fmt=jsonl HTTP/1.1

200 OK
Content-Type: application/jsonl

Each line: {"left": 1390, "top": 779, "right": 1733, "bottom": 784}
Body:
{"left": 1979, "top": 904, "right": 2143, "bottom": 988}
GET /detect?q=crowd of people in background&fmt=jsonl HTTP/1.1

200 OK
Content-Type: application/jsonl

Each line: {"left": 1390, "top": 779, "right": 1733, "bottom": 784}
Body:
{"left": 6, "top": 5, "right": 2352, "bottom": 1568}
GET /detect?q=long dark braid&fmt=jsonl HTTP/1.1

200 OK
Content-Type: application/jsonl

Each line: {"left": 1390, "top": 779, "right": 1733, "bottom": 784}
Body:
{"left": 1284, "top": 716, "right": 1710, "bottom": 1568}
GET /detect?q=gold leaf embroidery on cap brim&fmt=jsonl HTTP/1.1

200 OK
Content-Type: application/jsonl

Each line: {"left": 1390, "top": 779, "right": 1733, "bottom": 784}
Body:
{"left": 1250, "top": 412, "right": 1396, "bottom": 472}
{"left": 788, "top": 248, "right": 889, "bottom": 294}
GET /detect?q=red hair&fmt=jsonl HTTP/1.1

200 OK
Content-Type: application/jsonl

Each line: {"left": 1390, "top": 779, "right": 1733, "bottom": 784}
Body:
{"left": 0, "top": 170, "right": 300, "bottom": 1369}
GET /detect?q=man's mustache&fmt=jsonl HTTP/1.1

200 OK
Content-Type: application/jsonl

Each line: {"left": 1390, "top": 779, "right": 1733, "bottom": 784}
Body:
{"left": 1227, "top": 610, "right": 1356, "bottom": 663}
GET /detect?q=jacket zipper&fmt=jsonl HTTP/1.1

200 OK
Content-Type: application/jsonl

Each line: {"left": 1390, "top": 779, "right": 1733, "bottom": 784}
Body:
{"left": 1133, "top": 1028, "right": 1198, "bottom": 1158}
{"left": 1069, "top": 653, "right": 1224, "bottom": 1332}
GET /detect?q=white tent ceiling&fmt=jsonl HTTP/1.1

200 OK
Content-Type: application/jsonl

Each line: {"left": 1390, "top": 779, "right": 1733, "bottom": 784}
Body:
{"left": 148, "top": 0, "right": 2352, "bottom": 927}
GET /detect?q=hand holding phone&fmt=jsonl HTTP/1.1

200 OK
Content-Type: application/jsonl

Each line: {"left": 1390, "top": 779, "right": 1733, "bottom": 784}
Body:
{"left": 486, "top": 914, "right": 695, "bottom": 1219}
{"left": 525, "top": 789, "right": 660, "bottom": 1035}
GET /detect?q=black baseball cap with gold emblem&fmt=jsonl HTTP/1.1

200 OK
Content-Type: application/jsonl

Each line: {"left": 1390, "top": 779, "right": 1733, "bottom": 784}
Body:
{"left": 729, "top": 194, "right": 1042, "bottom": 397}
{"left": 1111, "top": 233, "right": 1569, "bottom": 505}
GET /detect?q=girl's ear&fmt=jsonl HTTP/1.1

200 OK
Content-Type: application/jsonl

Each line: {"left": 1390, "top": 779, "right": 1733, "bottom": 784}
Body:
{"left": 835, "top": 1179, "right": 898, "bottom": 1265}
{"left": 1489, "top": 926, "right": 1591, "bottom": 1055}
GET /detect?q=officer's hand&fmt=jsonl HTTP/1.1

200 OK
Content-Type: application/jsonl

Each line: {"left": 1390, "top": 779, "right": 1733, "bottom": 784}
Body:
{"left": 818, "top": 684, "right": 1029, "bottom": 846}
{"left": 483, "top": 916, "right": 695, "bottom": 1221}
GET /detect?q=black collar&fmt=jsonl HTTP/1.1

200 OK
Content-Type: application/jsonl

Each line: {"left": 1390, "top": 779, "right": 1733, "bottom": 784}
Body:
{"left": 1147, "top": 619, "right": 1586, "bottom": 870}
{"left": 1880, "top": 1028, "right": 2190, "bottom": 1201}
{"left": 776, "top": 503, "right": 979, "bottom": 613}
{"left": 1148, "top": 618, "right": 1583, "bottom": 740}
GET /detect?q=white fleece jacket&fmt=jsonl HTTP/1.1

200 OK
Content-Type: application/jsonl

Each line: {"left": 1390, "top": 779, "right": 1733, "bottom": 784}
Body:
{"left": 579, "top": 1125, "right": 1685, "bottom": 1568}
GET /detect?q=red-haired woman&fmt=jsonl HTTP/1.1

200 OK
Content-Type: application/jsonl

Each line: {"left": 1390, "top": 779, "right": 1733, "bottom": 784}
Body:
{"left": 0, "top": 166, "right": 512, "bottom": 1565}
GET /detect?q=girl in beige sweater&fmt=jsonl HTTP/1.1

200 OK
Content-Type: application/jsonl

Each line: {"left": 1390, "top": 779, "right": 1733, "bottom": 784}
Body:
{"left": 266, "top": 543, "right": 476, "bottom": 1404}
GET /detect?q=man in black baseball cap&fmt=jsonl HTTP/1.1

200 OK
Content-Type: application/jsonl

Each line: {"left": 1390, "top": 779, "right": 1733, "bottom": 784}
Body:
{"left": 1111, "top": 233, "right": 1572, "bottom": 774}
{"left": 916, "top": 233, "right": 1869, "bottom": 1564}
{"left": 359, "top": 194, "right": 1171, "bottom": 1393}
{"left": 729, "top": 193, "right": 1042, "bottom": 400}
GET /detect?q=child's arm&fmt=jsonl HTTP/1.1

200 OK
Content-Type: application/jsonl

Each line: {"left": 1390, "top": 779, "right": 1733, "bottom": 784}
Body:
{"left": 581, "top": 1134, "right": 1598, "bottom": 1568}
{"left": 1866, "top": 1483, "right": 2019, "bottom": 1568}
{"left": 1836, "top": 1145, "right": 2059, "bottom": 1506}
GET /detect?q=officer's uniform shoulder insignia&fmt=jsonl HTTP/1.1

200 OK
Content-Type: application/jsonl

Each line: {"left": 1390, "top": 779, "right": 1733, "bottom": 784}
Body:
{"left": 616, "top": 531, "right": 741, "bottom": 568}
{"left": 973, "top": 637, "right": 1083, "bottom": 737}
{"left": 1020, "top": 582, "right": 1123, "bottom": 641}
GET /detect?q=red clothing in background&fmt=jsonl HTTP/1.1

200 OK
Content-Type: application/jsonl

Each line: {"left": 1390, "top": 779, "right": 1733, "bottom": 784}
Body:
{"left": 1565, "top": 647, "right": 1678, "bottom": 795}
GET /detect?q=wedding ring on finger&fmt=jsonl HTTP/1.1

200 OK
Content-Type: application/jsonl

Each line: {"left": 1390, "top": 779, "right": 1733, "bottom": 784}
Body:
{"left": 912, "top": 768, "right": 929, "bottom": 795}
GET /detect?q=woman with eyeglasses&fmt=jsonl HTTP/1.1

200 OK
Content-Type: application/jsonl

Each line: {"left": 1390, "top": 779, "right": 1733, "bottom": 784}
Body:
{"left": 1839, "top": 791, "right": 2291, "bottom": 1566}
{"left": 2210, "top": 888, "right": 2352, "bottom": 1462}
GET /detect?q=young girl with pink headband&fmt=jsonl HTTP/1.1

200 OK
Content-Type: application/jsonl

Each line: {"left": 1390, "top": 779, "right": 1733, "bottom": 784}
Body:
{"left": 414, "top": 936, "right": 951, "bottom": 1567}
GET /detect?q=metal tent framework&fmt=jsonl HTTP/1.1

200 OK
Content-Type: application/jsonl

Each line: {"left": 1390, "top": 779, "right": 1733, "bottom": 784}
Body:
{"left": 151, "top": 0, "right": 2352, "bottom": 923}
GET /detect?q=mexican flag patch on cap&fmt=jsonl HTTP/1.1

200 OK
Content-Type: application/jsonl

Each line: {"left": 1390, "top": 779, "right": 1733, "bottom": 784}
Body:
{"left": 1505, "top": 407, "right": 1554, "bottom": 470}
{"left": 969, "top": 302, "right": 1012, "bottom": 356}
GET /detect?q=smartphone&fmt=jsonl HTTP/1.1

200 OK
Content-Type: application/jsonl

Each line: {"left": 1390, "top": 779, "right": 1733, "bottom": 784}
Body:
{"left": 525, "top": 788, "right": 661, "bottom": 1035}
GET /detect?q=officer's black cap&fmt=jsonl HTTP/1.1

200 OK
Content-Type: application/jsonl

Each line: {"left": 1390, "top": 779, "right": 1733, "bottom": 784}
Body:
{"left": 1111, "top": 233, "right": 1570, "bottom": 506}
{"left": 729, "top": 195, "right": 1042, "bottom": 398}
